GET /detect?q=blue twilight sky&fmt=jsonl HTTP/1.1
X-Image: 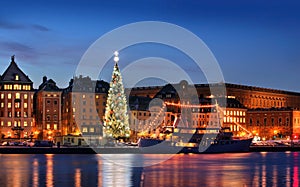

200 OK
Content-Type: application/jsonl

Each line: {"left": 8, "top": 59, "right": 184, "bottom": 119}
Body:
{"left": 0, "top": 0, "right": 300, "bottom": 91}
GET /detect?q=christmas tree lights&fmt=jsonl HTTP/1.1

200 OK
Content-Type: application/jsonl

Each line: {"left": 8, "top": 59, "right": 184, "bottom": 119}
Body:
{"left": 103, "top": 51, "right": 130, "bottom": 139}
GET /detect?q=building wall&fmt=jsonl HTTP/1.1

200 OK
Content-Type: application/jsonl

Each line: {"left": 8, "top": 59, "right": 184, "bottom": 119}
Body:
{"left": 246, "top": 109, "right": 293, "bottom": 140}
{"left": 36, "top": 91, "right": 62, "bottom": 140}
{"left": 0, "top": 90, "right": 35, "bottom": 138}
{"left": 62, "top": 91, "right": 107, "bottom": 136}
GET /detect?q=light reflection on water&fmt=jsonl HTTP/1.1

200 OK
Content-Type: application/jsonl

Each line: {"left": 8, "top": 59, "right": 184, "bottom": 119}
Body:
{"left": 0, "top": 152, "right": 299, "bottom": 187}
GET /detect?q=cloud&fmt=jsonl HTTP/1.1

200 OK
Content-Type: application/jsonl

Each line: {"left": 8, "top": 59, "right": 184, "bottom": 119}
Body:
{"left": 0, "top": 41, "right": 33, "bottom": 52}
{"left": 0, "top": 19, "right": 50, "bottom": 32}
{"left": 0, "top": 20, "right": 24, "bottom": 29}
{"left": 0, "top": 41, "right": 40, "bottom": 63}
{"left": 31, "top": 24, "right": 50, "bottom": 32}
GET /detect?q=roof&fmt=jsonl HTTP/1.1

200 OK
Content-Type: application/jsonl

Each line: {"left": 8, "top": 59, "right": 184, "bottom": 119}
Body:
{"left": 0, "top": 56, "right": 32, "bottom": 84}
{"left": 38, "top": 77, "right": 60, "bottom": 91}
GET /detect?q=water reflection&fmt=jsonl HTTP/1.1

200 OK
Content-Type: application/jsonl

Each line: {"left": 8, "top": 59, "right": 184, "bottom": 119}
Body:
{"left": 0, "top": 152, "right": 298, "bottom": 186}
{"left": 32, "top": 158, "right": 39, "bottom": 187}
{"left": 46, "top": 154, "right": 54, "bottom": 187}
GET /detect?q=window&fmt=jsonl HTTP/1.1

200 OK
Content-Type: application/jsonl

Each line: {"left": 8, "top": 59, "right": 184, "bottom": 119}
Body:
{"left": 15, "top": 102, "right": 20, "bottom": 108}
{"left": 1, "top": 121, "right": 3, "bottom": 126}
{"left": 8, "top": 121, "right": 11, "bottom": 127}
{"left": 24, "top": 112, "right": 28, "bottom": 117}
{"left": 8, "top": 103, "right": 11, "bottom": 108}
{"left": 24, "top": 121, "right": 28, "bottom": 127}
{"left": 264, "top": 118, "right": 267, "bottom": 126}
{"left": 82, "top": 127, "right": 88, "bottom": 132}
{"left": 286, "top": 118, "right": 290, "bottom": 126}
{"left": 54, "top": 124, "right": 57, "bottom": 130}
{"left": 47, "top": 124, "right": 50, "bottom": 129}
{"left": 1, "top": 102, "right": 4, "bottom": 108}
{"left": 8, "top": 94, "right": 11, "bottom": 99}
{"left": 279, "top": 117, "right": 282, "bottom": 126}
{"left": 82, "top": 94, "right": 86, "bottom": 99}
{"left": 249, "top": 118, "right": 252, "bottom": 126}
{"left": 1, "top": 94, "right": 4, "bottom": 99}
{"left": 271, "top": 118, "right": 274, "bottom": 126}
{"left": 15, "top": 93, "right": 20, "bottom": 99}
{"left": 15, "top": 74, "right": 19, "bottom": 80}
{"left": 47, "top": 100, "right": 50, "bottom": 104}
{"left": 54, "top": 100, "right": 58, "bottom": 105}
{"left": 90, "top": 127, "right": 95, "bottom": 133}
{"left": 24, "top": 94, "right": 28, "bottom": 99}
{"left": 24, "top": 103, "right": 27, "bottom": 108}
{"left": 47, "top": 115, "right": 51, "bottom": 121}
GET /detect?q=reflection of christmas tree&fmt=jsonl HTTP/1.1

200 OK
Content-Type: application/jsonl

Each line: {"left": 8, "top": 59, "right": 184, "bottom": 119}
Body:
{"left": 104, "top": 51, "right": 130, "bottom": 139}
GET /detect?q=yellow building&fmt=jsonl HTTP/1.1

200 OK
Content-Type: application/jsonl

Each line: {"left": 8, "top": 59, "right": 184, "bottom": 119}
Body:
{"left": 0, "top": 56, "right": 35, "bottom": 139}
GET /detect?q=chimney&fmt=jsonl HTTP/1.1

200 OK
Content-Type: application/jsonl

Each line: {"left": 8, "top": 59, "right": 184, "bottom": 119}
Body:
{"left": 43, "top": 76, "right": 47, "bottom": 83}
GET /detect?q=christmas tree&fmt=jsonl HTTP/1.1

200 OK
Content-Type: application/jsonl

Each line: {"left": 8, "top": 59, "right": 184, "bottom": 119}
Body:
{"left": 103, "top": 51, "right": 130, "bottom": 139}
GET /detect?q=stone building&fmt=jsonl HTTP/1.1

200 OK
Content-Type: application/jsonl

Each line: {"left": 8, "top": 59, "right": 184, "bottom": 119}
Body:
{"left": 61, "top": 76, "right": 109, "bottom": 144}
{"left": 246, "top": 108, "right": 300, "bottom": 140}
{"left": 0, "top": 56, "right": 35, "bottom": 139}
{"left": 35, "top": 76, "right": 62, "bottom": 140}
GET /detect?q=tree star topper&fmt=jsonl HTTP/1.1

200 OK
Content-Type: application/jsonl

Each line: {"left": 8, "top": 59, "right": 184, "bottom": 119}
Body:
{"left": 114, "top": 51, "right": 119, "bottom": 63}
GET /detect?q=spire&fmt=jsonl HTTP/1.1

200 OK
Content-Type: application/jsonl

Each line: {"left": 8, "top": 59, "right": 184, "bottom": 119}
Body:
{"left": 11, "top": 55, "right": 15, "bottom": 63}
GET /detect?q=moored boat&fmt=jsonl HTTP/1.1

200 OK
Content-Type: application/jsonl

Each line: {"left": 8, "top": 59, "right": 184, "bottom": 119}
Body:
{"left": 138, "top": 127, "right": 253, "bottom": 153}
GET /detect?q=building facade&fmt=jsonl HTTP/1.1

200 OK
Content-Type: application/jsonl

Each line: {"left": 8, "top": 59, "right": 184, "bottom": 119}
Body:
{"left": 35, "top": 76, "right": 62, "bottom": 140}
{"left": 0, "top": 56, "right": 35, "bottom": 139}
{"left": 61, "top": 76, "right": 109, "bottom": 144}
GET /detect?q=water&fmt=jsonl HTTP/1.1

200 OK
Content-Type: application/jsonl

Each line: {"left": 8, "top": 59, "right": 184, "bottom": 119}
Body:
{"left": 0, "top": 152, "right": 299, "bottom": 187}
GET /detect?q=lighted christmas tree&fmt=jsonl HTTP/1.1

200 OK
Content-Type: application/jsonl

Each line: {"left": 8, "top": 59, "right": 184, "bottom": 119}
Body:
{"left": 103, "top": 51, "right": 130, "bottom": 139}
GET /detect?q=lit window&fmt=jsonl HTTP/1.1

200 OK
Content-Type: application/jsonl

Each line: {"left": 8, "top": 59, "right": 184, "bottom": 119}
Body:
{"left": 82, "top": 127, "right": 88, "bottom": 132}
{"left": 15, "top": 74, "right": 19, "bottom": 80}
{"left": 82, "top": 94, "right": 86, "bottom": 99}
{"left": 7, "top": 121, "right": 11, "bottom": 127}
{"left": 1, "top": 103, "right": 4, "bottom": 108}
{"left": 16, "top": 93, "right": 20, "bottom": 99}
{"left": 47, "top": 124, "right": 50, "bottom": 129}
{"left": 24, "top": 94, "right": 28, "bottom": 99}
{"left": 54, "top": 124, "right": 57, "bottom": 130}
{"left": 90, "top": 127, "right": 95, "bottom": 133}
{"left": 8, "top": 103, "right": 11, "bottom": 108}
{"left": 8, "top": 94, "right": 11, "bottom": 99}
{"left": 234, "top": 111, "right": 236, "bottom": 116}
{"left": 15, "top": 103, "right": 20, "bottom": 108}
{"left": 1, "top": 94, "right": 4, "bottom": 99}
{"left": 24, "top": 121, "right": 28, "bottom": 127}
{"left": 24, "top": 112, "right": 28, "bottom": 117}
{"left": 24, "top": 103, "right": 27, "bottom": 108}
{"left": 96, "top": 95, "right": 99, "bottom": 99}
{"left": 1, "top": 121, "right": 3, "bottom": 126}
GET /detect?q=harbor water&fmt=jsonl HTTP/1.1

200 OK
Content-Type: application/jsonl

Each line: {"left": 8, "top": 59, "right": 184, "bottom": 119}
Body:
{"left": 0, "top": 152, "right": 299, "bottom": 187}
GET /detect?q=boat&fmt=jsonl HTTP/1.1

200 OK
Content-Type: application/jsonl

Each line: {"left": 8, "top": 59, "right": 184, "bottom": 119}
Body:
{"left": 138, "top": 127, "right": 253, "bottom": 153}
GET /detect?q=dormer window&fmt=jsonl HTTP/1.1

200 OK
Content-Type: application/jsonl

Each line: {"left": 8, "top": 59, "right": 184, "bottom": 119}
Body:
{"left": 15, "top": 74, "right": 19, "bottom": 81}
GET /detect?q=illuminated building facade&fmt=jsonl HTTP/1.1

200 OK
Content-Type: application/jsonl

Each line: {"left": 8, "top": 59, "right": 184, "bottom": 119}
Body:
{"left": 61, "top": 76, "right": 109, "bottom": 144}
{"left": 0, "top": 56, "right": 35, "bottom": 139}
{"left": 246, "top": 108, "right": 300, "bottom": 140}
{"left": 35, "top": 76, "right": 62, "bottom": 140}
